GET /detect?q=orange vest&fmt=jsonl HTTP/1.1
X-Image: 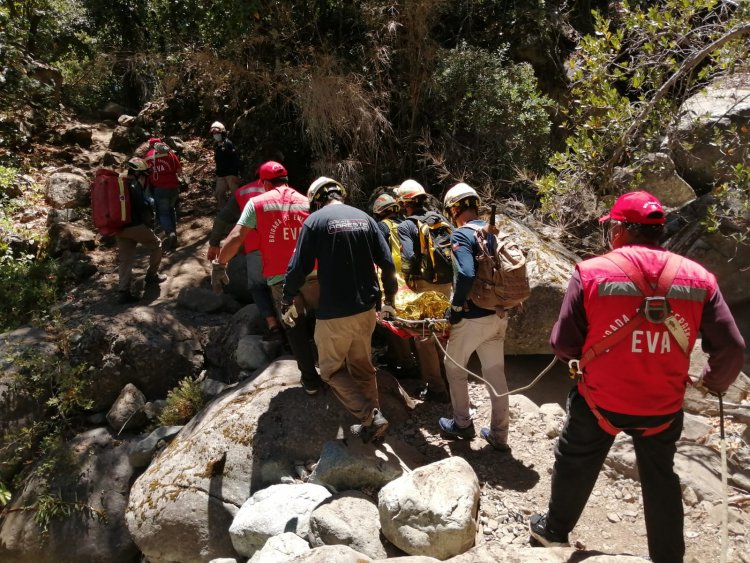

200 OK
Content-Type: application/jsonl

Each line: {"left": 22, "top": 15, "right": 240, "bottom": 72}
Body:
{"left": 234, "top": 180, "right": 264, "bottom": 253}
{"left": 577, "top": 246, "right": 716, "bottom": 415}
{"left": 252, "top": 186, "right": 309, "bottom": 278}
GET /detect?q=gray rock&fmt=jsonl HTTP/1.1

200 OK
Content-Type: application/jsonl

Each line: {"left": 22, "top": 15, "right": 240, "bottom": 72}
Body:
{"left": 0, "top": 428, "right": 139, "bottom": 563}
{"left": 107, "top": 383, "right": 147, "bottom": 433}
{"left": 101, "top": 151, "right": 128, "bottom": 168}
{"left": 229, "top": 483, "right": 331, "bottom": 557}
{"left": 177, "top": 287, "right": 225, "bottom": 313}
{"left": 236, "top": 335, "right": 270, "bottom": 371}
{"left": 109, "top": 125, "right": 148, "bottom": 153}
{"left": 290, "top": 544, "right": 372, "bottom": 562}
{"left": 681, "top": 413, "right": 712, "bottom": 442}
{"left": 61, "top": 125, "right": 93, "bottom": 148}
{"left": 247, "top": 532, "right": 310, "bottom": 563}
{"left": 45, "top": 171, "right": 89, "bottom": 209}
{"left": 308, "top": 491, "right": 389, "bottom": 559}
{"left": 611, "top": 153, "right": 695, "bottom": 207}
{"left": 205, "top": 304, "right": 267, "bottom": 380}
{"left": 128, "top": 426, "right": 183, "bottom": 468}
{"left": 101, "top": 102, "right": 129, "bottom": 120}
{"left": 378, "top": 457, "right": 479, "bottom": 559}
{"left": 445, "top": 544, "right": 649, "bottom": 561}
{"left": 46, "top": 221, "right": 97, "bottom": 257}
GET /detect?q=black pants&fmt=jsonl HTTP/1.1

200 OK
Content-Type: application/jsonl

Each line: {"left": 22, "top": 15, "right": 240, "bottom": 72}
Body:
{"left": 547, "top": 386, "right": 684, "bottom": 563}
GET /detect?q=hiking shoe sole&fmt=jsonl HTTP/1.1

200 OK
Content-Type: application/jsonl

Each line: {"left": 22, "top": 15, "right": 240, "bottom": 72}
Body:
{"left": 529, "top": 513, "right": 570, "bottom": 548}
{"left": 351, "top": 410, "right": 389, "bottom": 443}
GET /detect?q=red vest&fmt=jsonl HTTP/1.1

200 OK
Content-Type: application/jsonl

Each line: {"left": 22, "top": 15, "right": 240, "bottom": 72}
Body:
{"left": 252, "top": 186, "right": 309, "bottom": 278}
{"left": 577, "top": 246, "right": 717, "bottom": 415}
{"left": 145, "top": 148, "right": 182, "bottom": 189}
{"left": 234, "top": 180, "right": 265, "bottom": 253}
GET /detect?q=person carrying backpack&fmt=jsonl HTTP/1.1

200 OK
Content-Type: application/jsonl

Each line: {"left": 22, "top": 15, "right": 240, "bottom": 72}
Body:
{"left": 529, "top": 191, "right": 744, "bottom": 562}
{"left": 115, "top": 158, "right": 166, "bottom": 303}
{"left": 209, "top": 121, "right": 241, "bottom": 210}
{"left": 396, "top": 179, "right": 452, "bottom": 401}
{"left": 145, "top": 137, "right": 182, "bottom": 251}
{"left": 438, "top": 183, "right": 512, "bottom": 451}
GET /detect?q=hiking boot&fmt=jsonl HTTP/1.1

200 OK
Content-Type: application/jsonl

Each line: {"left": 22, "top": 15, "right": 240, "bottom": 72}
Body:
{"left": 480, "top": 427, "right": 511, "bottom": 452}
{"left": 117, "top": 290, "right": 139, "bottom": 304}
{"left": 168, "top": 232, "right": 178, "bottom": 250}
{"left": 262, "top": 325, "right": 285, "bottom": 343}
{"left": 301, "top": 378, "right": 324, "bottom": 396}
{"left": 438, "top": 417, "right": 476, "bottom": 440}
{"left": 350, "top": 409, "right": 389, "bottom": 443}
{"left": 145, "top": 272, "right": 167, "bottom": 285}
{"left": 529, "top": 513, "right": 570, "bottom": 548}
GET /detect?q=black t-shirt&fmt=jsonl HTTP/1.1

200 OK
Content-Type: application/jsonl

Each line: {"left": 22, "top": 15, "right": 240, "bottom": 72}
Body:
{"left": 284, "top": 203, "right": 397, "bottom": 319}
{"left": 214, "top": 139, "right": 240, "bottom": 177}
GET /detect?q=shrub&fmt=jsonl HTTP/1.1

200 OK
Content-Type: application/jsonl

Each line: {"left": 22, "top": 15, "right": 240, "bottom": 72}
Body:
{"left": 158, "top": 377, "right": 205, "bottom": 426}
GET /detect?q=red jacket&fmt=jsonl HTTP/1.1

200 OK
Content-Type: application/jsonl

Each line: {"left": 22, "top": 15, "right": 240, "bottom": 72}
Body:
{"left": 234, "top": 180, "right": 264, "bottom": 253}
{"left": 577, "top": 246, "right": 717, "bottom": 415}
{"left": 251, "top": 186, "right": 309, "bottom": 278}
{"left": 145, "top": 148, "right": 182, "bottom": 189}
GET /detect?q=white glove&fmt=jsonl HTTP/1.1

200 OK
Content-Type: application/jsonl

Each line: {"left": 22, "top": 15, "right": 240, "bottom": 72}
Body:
{"left": 379, "top": 303, "right": 396, "bottom": 322}
{"left": 281, "top": 302, "right": 299, "bottom": 328}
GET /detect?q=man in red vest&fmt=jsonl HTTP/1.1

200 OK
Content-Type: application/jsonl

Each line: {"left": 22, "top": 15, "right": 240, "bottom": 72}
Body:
{"left": 207, "top": 173, "right": 280, "bottom": 341}
{"left": 145, "top": 137, "right": 182, "bottom": 251}
{"left": 529, "top": 191, "right": 745, "bottom": 563}
{"left": 215, "top": 161, "right": 322, "bottom": 394}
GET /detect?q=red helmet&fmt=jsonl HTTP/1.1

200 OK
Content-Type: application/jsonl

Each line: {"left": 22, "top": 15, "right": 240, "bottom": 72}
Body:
{"left": 258, "top": 161, "right": 288, "bottom": 181}
{"left": 148, "top": 137, "right": 162, "bottom": 146}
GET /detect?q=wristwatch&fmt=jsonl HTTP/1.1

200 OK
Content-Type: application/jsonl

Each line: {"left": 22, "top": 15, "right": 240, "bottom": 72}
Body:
{"left": 450, "top": 305, "right": 463, "bottom": 312}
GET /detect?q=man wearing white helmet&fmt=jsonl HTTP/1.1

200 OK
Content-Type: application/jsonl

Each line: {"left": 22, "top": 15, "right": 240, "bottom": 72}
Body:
{"left": 438, "top": 182, "right": 511, "bottom": 452}
{"left": 284, "top": 177, "right": 398, "bottom": 443}
{"left": 210, "top": 121, "right": 241, "bottom": 209}
{"left": 395, "top": 178, "right": 452, "bottom": 402}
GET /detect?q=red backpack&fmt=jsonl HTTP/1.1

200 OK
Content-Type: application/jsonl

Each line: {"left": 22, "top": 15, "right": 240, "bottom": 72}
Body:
{"left": 91, "top": 169, "right": 131, "bottom": 235}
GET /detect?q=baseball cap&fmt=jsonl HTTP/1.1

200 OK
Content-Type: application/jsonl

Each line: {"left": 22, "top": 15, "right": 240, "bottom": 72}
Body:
{"left": 599, "top": 191, "right": 665, "bottom": 225}
{"left": 258, "top": 161, "right": 288, "bottom": 181}
{"left": 148, "top": 137, "right": 162, "bottom": 146}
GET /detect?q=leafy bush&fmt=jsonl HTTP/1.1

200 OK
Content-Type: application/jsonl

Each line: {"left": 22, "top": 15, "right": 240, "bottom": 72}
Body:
{"left": 158, "top": 377, "right": 205, "bottom": 426}
{"left": 427, "top": 43, "right": 551, "bottom": 195}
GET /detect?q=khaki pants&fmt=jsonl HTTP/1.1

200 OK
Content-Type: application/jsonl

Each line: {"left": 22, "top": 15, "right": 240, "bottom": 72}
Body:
{"left": 215, "top": 175, "right": 240, "bottom": 209}
{"left": 315, "top": 308, "right": 380, "bottom": 424}
{"left": 116, "top": 224, "right": 162, "bottom": 291}
{"left": 445, "top": 313, "right": 509, "bottom": 442}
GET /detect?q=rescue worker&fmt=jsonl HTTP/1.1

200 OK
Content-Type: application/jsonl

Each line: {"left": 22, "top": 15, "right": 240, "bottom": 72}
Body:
{"left": 145, "top": 137, "right": 182, "bottom": 251}
{"left": 438, "top": 183, "right": 511, "bottom": 451}
{"left": 283, "top": 177, "right": 398, "bottom": 443}
{"left": 396, "top": 179, "right": 451, "bottom": 401}
{"left": 209, "top": 121, "right": 241, "bottom": 210}
{"left": 214, "top": 161, "right": 322, "bottom": 394}
{"left": 207, "top": 173, "right": 281, "bottom": 341}
{"left": 116, "top": 157, "right": 166, "bottom": 303}
{"left": 530, "top": 191, "right": 745, "bottom": 563}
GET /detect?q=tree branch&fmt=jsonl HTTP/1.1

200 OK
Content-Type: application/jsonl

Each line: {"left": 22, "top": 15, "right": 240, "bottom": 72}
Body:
{"left": 604, "top": 22, "right": 750, "bottom": 176}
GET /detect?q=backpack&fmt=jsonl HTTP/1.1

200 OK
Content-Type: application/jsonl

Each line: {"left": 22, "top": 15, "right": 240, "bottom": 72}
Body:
{"left": 412, "top": 212, "right": 454, "bottom": 284}
{"left": 91, "top": 169, "right": 131, "bottom": 235}
{"left": 464, "top": 223, "right": 530, "bottom": 309}
{"left": 381, "top": 217, "right": 402, "bottom": 272}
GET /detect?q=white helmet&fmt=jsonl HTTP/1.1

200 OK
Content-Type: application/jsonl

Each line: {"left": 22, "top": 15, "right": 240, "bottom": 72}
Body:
{"left": 444, "top": 182, "right": 479, "bottom": 209}
{"left": 209, "top": 121, "right": 226, "bottom": 133}
{"left": 372, "top": 193, "right": 400, "bottom": 216}
{"left": 307, "top": 176, "right": 346, "bottom": 204}
{"left": 396, "top": 179, "right": 426, "bottom": 202}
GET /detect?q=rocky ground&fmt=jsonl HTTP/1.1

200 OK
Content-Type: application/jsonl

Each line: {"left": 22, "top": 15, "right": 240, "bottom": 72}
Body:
{"left": 5, "top": 118, "right": 749, "bottom": 563}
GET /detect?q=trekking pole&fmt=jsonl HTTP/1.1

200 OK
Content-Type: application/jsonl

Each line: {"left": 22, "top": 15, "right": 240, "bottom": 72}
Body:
{"left": 487, "top": 204, "right": 498, "bottom": 235}
{"left": 719, "top": 393, "right": 728, "bottom": 563}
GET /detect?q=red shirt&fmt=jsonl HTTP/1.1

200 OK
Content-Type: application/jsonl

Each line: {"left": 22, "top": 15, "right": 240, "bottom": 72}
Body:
{"left": 145, "top": 148, "right": 182, "bottom": 189}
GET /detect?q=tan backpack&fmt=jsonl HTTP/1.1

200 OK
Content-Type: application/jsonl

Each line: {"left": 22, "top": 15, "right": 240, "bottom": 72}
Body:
{"left": 464, "top": 223, "right": 530, "bottom": 310}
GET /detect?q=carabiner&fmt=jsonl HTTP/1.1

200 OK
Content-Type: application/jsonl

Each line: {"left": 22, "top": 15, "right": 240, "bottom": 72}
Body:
{"left": 568, "top": 359, "right": 582, "bottom": 378}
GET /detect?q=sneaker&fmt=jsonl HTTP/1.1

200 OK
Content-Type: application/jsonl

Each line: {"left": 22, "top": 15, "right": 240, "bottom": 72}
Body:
{"left": 301, "top": 378, "right": 324, "bottom": 396}
{"left": 117, "top": 290, "right": 139, "bottom": 304}
{"left": 480, "top": 427, "right": 511, "bottom": 452}
{"left": 350, "top": 409, "right": 389, "bottom": 443}
{"left": 529, "top": 513, "right": 570, "bottom": 548}
{"left": 438, "top": 417, "right": 476, "bottom": 440}
{"left": 262, "top": 325, "right": 285, "bottom": 343}
{"left": 145, "top": 272, "right": 167, "bottom": 285}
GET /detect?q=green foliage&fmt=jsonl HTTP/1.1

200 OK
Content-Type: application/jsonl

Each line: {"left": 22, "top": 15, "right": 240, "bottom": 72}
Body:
{"left": 158, "top": 377, "right": 205, "bottom": 426}
{"left": 0, "top": 481, "right": 10, "bottom": 505}
{"left": 429, "top": 43, "right": 551, "bottom": 192}
{"left": 536, "top": 0, "right": 750, "bottom": 227}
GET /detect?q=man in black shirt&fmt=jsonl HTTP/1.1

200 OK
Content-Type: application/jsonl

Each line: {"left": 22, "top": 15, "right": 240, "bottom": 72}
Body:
{"left": 210, "top": 121, "right": 241, "bottom": 209}
{"left": 284, "top": 177, "right": 398, "bottom": 443}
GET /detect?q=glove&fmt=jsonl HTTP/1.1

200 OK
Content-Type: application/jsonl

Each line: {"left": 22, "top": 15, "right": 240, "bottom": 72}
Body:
{"left": 379, "top": 300, "right": 396, "bottom": 322}
{"left": 280, "top": 299, "right": 298, "bottom": 328}
{"left": 211, "top": 260, "right": 229, "bottom": 294}
{"left": 445, "top": 305, "right": 464, "bottom": 325}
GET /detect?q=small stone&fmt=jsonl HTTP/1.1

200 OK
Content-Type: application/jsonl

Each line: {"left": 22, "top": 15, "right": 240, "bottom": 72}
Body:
{"left": 500, "top": 534, "right": 514, "bottom": 544}
{"left": 483, "top": 528, "right": 493, "bottom": 536}
{"left": 686, "top": 530, "right": 700, "bottom": 539}
{"left": 607, "top": 513, "right": 621, "bottom": 523}
{"left": 614, "top": 489, "right": 623, "bottom": 499}
{"left": 682, "top": 486, "right": 699, "bottom": 507}
{"left": 488, "top": 519, "right": 499, "bottom": 530}
{"left": 728, "top": 522, "right": 745, "bottom": 536}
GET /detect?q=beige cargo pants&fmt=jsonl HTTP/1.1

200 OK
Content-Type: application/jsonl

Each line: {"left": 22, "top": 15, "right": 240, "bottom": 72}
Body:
{"left": 116, "top": 224, "right": 162, "bottom": 291}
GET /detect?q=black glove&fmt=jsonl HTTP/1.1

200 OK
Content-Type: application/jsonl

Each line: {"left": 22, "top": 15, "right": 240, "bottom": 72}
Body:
{"left": 445, "top": 305, "right": 464, "bottom": 325}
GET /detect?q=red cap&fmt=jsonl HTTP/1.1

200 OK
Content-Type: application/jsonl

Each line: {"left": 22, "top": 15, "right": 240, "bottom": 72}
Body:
{"left": 599, "top": 191, "right": 665, "bottom": 225}
{"left": 148, "top": 137, "right": 162, "bottom": 146}
{"left": 258, "top": 161, "right": 287, "bottom": 181}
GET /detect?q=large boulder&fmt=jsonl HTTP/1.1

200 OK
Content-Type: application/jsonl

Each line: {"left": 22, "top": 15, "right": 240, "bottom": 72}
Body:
{"left": 44, "top": 169, "right": 89, "bottom": 209}
{"left": 495, "top": 213, "right": 578, "bottom": 355}
{"left": 60, "top": 125, "right": 93, "bottom": 148}
{"left": 0, "top": 428, "right": 139, "bottom": 563}
{"left": 125, "top": 360, "right": 417, "bottom": 563}
{"left": 611, "top": 153, "right": 695, "bottom": 208}
{"left": 46, "top": 221, "right": 97, "bottom": 257}
{"left": 248, "top": 532, "right": 310, "bottom": 562}
{"left": 378, "top": 457, "right": 480, "bottom": 559}
{"left": 671, "top": 74, "right": 750, "bottom": 192}
{"left": 204, "top": 304, "right": 269, "bottom": 381}
{"left": 109, "top": 125, "right": 148, "bottom": 153}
